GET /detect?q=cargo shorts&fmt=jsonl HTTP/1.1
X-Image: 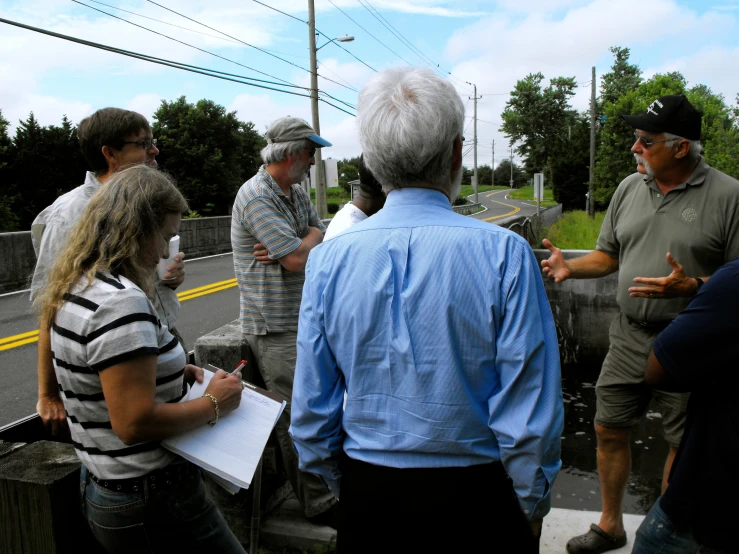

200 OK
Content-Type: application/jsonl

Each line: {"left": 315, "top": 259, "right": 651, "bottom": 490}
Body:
{"left": 595, "top": 312, "right": 689, "bottom": 447}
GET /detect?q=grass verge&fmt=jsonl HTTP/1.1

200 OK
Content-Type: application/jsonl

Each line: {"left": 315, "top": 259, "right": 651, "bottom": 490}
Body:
{"left": 508, "top": 186, "right": 558, "bottom": 208}
{"left": 540, "top": 210, "right": 606, "bottom": 250}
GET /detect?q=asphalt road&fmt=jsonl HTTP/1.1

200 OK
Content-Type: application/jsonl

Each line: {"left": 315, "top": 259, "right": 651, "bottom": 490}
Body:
{"left": 0, "top": 199, "right": 543, "bottom": 428}
{"left": 0, "top": 253, "right": 240, "bottom": 427}
{"left": 467, "top": 188, "right": 541, "bottom": 224}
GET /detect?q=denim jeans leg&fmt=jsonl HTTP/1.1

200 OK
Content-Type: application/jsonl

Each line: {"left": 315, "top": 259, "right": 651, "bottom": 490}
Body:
{"left": 82, "top": 464, "right": 245, "bottom": 554}
{"left": 633, "top": 498, "right": 703, "bottom": 554}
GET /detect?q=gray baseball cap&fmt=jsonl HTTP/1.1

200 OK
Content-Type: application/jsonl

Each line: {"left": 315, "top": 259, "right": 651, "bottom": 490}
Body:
{"left": 265, "top": 116, "right": 332, "bottom": 147}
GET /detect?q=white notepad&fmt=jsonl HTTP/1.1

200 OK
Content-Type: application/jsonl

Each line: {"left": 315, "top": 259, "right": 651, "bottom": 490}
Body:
{"left": 162, "top": 366, "right": 286, "bottom": 494}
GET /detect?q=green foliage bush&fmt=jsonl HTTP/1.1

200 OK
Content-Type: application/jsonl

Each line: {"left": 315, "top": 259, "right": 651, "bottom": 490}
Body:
{"left": 542, "top": 210, "right": 606, "bottom": 250}
{"left": 327, "top": 203, "right": 340, "bottom": 214}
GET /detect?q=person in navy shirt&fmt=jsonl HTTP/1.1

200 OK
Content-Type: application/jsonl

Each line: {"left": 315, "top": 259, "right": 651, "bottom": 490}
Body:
{"left": 632, "top": 258, "right": 739, "bottom": 554}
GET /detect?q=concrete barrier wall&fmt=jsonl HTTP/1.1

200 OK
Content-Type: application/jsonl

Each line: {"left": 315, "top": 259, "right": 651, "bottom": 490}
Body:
{"left": 0, "top": 216, "right": 235, "bottom": 294}
{"left": 0, "top": 232, "right": 36, "bottom": 293}
{"left": 533, "top": 249, "right": 618, "bottom": 366}
{"left": 196, "top": 249, "right": 618, "bottom": 371}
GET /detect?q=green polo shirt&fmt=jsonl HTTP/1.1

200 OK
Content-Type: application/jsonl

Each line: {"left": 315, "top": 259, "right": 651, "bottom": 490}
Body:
{"left": 596, "top": 157, "right": 739, "bottom": 323}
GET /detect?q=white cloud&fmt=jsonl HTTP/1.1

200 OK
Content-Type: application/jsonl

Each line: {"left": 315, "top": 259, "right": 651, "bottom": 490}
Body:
{"left": 128, "top": 94, "right": 166, "bottom": 122}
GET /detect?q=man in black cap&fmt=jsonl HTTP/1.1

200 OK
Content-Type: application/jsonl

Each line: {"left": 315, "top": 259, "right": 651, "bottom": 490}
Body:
{"left": 541, "top": 95, "right": 739, "bottom": 553}
{"left": 231, "top": 116, "right": 338, "bottom": 525}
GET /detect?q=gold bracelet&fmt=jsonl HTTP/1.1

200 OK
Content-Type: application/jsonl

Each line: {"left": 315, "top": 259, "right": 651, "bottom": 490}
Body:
{"left": 203, "top": 393, "right": 219, "bottom": 426}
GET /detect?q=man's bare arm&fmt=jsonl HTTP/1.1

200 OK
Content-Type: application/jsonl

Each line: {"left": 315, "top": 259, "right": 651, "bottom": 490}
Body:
{"left": 258, "top": 227, "right": 324, "bottom": 272}
{"left": 541, "top": 239, "right": 618, "bottom": 283}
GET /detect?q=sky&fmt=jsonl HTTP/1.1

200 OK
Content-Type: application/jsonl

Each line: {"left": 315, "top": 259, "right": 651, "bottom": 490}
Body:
{"left": 1, "top": 0, "right": 738, "bottom": 169}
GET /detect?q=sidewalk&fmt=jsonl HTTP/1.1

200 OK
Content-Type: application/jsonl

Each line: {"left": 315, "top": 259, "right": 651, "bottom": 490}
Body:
{"left": 259, "top": 497, "right": 645, "bottom": 553}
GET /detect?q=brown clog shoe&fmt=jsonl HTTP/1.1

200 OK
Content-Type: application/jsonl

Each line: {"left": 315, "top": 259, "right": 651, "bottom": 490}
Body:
{"left": 566, "top": 523, "right": 627, "bottom": 553}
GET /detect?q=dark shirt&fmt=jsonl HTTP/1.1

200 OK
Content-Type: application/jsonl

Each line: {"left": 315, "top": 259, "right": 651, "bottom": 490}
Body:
{"left": 654, "top": 259, "right": 739, "bottom": 552}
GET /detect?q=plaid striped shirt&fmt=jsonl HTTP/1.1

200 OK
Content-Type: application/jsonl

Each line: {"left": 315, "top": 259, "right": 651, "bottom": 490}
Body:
{"left": 231, "top": 166, "right": 325, "bottom": 334}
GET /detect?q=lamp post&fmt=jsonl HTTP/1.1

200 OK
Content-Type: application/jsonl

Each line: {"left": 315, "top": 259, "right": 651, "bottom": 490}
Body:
{"left": 308, "top": 0, "right": 353, "bottom": 218}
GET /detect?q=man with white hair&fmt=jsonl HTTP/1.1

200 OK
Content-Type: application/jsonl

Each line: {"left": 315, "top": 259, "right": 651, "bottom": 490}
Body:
{"left": 541, "top": 95, "right": 739, "bottom": 554}
{"left": 231, "top": 116, "right": 337, "bottom": 525}
{"left": 290, "top": 68, "right": 563, "bottom": 552}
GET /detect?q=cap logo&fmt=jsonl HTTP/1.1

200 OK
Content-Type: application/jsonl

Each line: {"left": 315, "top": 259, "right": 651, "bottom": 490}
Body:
{"left": 646, "top": 99, "right": 664, "bottom": 116}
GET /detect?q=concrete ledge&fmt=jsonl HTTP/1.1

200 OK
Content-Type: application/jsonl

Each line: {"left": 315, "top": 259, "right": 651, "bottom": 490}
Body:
{"left": 452, "top": 202, "right": 482, "bottom": 215}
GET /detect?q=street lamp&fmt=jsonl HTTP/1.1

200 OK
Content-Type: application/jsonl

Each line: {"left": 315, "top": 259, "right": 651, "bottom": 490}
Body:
{"left": 316, "top": 35, "right": 354, "bottom": 51}
{"left": 308, "top": 0, "right": 355, "bottom": 218}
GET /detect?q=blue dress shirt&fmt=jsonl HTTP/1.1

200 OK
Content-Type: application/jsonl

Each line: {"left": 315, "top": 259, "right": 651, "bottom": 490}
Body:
{"left": 290, "top": 187, "right": 563, "bottom": 520}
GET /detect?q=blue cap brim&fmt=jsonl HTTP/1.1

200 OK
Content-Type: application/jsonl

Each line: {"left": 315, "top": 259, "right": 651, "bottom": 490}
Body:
{"left": 308, "top": 134, "right": 332, "bottom": 147}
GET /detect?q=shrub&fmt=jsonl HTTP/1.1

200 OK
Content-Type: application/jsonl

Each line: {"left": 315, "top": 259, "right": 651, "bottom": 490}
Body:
{"left": 327, "top": 203, "right": 340, "bottom": 214}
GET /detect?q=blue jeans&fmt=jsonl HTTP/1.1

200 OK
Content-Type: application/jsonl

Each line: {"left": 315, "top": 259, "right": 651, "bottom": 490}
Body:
{"left": 633, "top": 498, "right": 723, "bottom": 554}
{"left": 80, "top": 464, "right": 245, "bottom": 554}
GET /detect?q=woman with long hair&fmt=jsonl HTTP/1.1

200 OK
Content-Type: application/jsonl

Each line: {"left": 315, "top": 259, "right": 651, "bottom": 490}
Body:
{"left": 34, "top": 164, "right": 246, "bottom": 553}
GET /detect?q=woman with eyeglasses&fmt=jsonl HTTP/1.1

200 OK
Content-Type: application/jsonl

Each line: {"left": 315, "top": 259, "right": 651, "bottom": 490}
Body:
{"left": 34, "top": 164, "right": 246, "bottom": 553}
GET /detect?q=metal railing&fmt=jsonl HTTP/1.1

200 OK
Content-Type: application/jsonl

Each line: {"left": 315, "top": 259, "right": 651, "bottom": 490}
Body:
{"left": 504, "top": 217, "right": 538, "bottom": 245}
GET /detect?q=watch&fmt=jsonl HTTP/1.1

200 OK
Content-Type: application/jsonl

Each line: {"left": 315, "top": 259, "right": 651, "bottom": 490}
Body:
{"left": 694, "top": 277, "right": 704, "bottom": 295}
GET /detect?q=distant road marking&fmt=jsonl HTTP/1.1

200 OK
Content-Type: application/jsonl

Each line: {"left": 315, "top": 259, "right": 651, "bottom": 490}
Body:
{"left": 0, "top": 278, "right": 239, "bottom": 352}
{"left": 482, "top": 190, "right": 522, "bottom": 221}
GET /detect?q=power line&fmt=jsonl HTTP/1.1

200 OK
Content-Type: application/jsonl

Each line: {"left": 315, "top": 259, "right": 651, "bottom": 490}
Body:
{"left": 317, "top": 60, "right": 359, "bottom": 92}
{"left": 140, "top": 0, "right": 357, "bottom": 93}
{"left": 250, "top": 0, "right": 376, "bottom": 73}
{"left": 144, "top": 1, "right": 312, "bottom": 78}
{"left": 325, "top": 0, "right": 413, "bottom": 66}
{"left": 0, "top": 18, "right": 356, "bottom": 117}
{"left": 71, "top": 0, "right": 298, "bottom": 86}
{"left": 356, "top": 0, "right": 471, "bottom": 92}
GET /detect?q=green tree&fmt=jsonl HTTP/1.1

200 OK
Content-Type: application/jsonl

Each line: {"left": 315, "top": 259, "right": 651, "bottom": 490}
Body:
{"left": 338, "top": 163, "right": 358, "bottom": 192}
{"left": 153, "top": 97, "right": 266, "bottom": 216}
{"left": 6, "top": 112, "right": 87, "bottom": 229}
{"left": 493, "top": 159, "right": 527, "bottom": 188}
{"left": 551, "top": 112, "right": 591, "bottom": 211}
{"left": 593, "top": 72, "right": 687, "bottom": 206}
{"left": 687, "top": 85, "right": 739, "bottom": 179}
{"left": 600, "top": 46, "right": 642, "bottom": 106}
{"left": 0, "top": 110, "right": 19, "bottom": 232}
{"left": 501, "top": 73, "right": 578, "bottom": 186}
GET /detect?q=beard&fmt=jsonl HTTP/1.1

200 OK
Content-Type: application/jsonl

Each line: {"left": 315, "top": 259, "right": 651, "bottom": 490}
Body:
{"left": 634, "top": 154, "right": 654, "bottom": 178}
{"left": 288, "top": 159, "right": 311, "bottom": 184}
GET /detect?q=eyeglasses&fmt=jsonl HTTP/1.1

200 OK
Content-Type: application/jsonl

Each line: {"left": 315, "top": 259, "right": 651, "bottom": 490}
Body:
{"left": 123, "top": 138, "right": 158, "bottom": 150}
{"left": 633, "top": 132, "right": 679, "bottom": 149}
{"left": 305, "top": 146, "right": 317, "bottom": 157}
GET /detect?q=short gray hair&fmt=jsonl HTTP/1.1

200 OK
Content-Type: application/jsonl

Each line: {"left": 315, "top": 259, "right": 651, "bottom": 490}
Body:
{"left": 663, "top": 132, "right": 702, "bottom": 161}
{"left": 357, "top": 68, "right": 465, "bottom": 194}
{"left": 260, "top": 139, "right": 308, "bottom": 164}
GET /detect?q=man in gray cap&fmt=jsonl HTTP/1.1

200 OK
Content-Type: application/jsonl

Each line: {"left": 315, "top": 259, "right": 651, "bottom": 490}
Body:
{"left": 231, "top": 116, "right": 337, "bottom": 525}
{"left": 542, "top": 95, "right": 739, "bottom": 553}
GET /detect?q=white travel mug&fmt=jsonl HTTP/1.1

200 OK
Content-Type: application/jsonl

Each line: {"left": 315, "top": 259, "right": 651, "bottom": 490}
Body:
{"left": 157, "top": 235, "right": 180, "bottom": 280}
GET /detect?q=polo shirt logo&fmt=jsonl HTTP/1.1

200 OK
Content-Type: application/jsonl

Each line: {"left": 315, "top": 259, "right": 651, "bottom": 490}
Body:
{"left": 681, "top": 208, "right": 697, "bottom": 222}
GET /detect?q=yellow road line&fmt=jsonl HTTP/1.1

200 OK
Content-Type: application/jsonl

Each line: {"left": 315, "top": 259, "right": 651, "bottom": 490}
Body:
{"left": 176, "top": 278, "right": 237, "bottom": 299}
{"left": 482, "top": 190, "right": 522, "bottom": 221}
{"left": 0, "top": 329, "right": 39, "bottom": 346}
{"left": 1, "top": 278, "right": 240, "bottom": 352}
{"left": 0, "top": 336, "right": 39, "bottom": 352}
{"left": 178, "top": 282, "right": 239, "bottom": 302}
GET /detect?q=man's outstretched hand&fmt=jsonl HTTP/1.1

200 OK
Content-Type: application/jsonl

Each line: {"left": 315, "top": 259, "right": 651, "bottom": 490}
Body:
{"left": 541, "top": 239, "right": 572, "bottom": 283}
{"left": 629, "top": 252, "right": 699, "bottom": 299}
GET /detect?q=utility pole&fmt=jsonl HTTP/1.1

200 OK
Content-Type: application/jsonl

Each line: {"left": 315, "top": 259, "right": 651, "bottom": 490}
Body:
{"left": 509, "top": 146, "right": 513, "bottom": 188}
{"left": 308, "top": 0, "right": 327, "bottom": 218}
{"left": 491, "top": 140, "right": 494, "bottom": 187}
{"left": 467, "top": 82, "right": 481, "bottom": 203}
{"left": 588, "top": 65, "right": 596, "bottom": 218}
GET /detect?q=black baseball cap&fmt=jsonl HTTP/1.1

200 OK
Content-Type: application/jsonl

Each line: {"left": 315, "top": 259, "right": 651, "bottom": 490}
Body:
{"left": 621, "top": 95, "right": 701, "bottom": 140}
